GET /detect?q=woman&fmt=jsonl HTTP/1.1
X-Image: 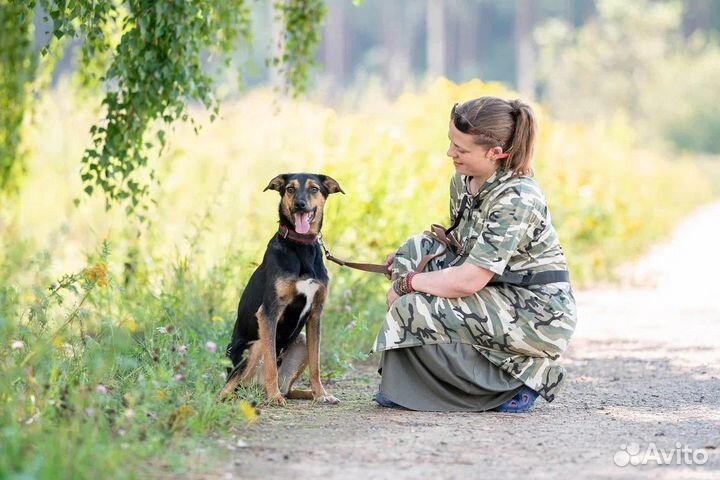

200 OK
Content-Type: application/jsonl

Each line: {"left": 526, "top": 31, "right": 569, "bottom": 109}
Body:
{"left": 373, "top": 97, "right": 577, "bottom": 413}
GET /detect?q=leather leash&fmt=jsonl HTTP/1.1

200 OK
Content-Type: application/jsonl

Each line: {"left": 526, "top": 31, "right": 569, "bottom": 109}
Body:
{"left": 318, "top": 194, "right": 472, "bottom": 276}
{"left": 315, "top": 193, "right": 571, "bottom": 286}
{"left": 318, "top": 234, "right": 390, "bottom": 274}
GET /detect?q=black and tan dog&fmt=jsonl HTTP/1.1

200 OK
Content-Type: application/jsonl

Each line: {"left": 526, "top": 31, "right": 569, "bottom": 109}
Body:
{"left": 220, "top": 173, "right": 344, "bottom": 405}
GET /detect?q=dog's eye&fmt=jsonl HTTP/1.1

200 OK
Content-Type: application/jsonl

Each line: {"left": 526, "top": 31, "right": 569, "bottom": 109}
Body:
{"left": 309, "top": 187, "right": 319, "bottom": 194}
{"left": 286, "top": 187, "right": 296, "bottom": 194}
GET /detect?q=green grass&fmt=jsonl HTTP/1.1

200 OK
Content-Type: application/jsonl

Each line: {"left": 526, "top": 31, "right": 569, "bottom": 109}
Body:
{"left": 0, "top": 241, "right": 256, "bottom": 479}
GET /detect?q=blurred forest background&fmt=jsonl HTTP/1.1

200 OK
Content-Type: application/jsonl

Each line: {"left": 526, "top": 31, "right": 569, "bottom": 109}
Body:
{"left": 1, "top": 0, "right": 719, "bottom": 478}
{"left": 33, "top": 0, "right": 720, "bottom": 152}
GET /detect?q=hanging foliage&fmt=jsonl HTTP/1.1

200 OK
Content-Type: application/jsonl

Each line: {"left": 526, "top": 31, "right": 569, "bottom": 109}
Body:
{"left": 0, "top": 1, "right": 37, "bottom": 193}
{"left": 1, "top": 0, "right": 326, "bottom": 213}
{"left": 272, "top": 0, "right": 327, "bottom": 97}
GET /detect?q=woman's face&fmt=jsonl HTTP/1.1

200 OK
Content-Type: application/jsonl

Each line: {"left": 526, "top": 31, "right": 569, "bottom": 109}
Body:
{"left": 447, "top": 120, "right": 498, "bottom": 180}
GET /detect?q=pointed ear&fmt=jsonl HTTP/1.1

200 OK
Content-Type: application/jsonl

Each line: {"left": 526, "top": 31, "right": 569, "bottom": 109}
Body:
{"left": 319, "top": 175, "right": 345, "bottom": 195}
{"left": 264, "top": 174, "right": 286, "bottom": 192}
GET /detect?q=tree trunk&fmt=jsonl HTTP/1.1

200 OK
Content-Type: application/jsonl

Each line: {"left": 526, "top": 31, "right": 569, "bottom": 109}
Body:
{"left": 426, "top": 0, "right": 446, "bottom": 79}
{"left": 683, "top": 0, "right": 711, "bottom": 37}
{"left": 515, "top": 0, "right": 535, "bottom": 99}
{"left": 323, "top": 0, "right": 347, "bottom": 83}
{"left": 382, "top": 1, "right": 410, "bottom": 96}
{"left": 460, "top": 2, "right": 481, "bottom": 81}
{"left": 269, "top": 0, "right": 287, "bottom": 91}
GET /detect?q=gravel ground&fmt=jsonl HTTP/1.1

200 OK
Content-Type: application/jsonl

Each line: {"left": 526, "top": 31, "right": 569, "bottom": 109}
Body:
{"left": 201, "top": 201, "right": 720, "bottom": 480}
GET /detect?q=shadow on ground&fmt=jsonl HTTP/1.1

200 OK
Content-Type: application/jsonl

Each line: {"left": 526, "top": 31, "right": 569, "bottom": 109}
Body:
{"left": 180, "top": 337, "right": 719, "bottom": 480}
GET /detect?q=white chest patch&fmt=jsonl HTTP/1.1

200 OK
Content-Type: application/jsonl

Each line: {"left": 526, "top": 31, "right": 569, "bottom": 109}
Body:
{"left": 295, "top": 279, "right": 321, "bottom": 319}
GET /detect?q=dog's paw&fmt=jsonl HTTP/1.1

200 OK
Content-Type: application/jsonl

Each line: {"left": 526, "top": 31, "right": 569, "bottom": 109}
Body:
{"left": 267, "top": 393, "right": 287, "bottom": 407}
{"left": 314, "top": 395, "right": 340, "bottom": 405}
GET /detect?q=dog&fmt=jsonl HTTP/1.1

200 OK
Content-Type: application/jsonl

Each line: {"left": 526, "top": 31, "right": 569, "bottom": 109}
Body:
{"left": 220, "top": 173, "right": 344, "bottom": 405}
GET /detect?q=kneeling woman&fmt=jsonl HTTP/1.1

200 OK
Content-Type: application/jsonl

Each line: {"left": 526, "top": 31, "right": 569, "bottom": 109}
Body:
{"left": 374, "top": 97, "right": 577, "bottom": 413}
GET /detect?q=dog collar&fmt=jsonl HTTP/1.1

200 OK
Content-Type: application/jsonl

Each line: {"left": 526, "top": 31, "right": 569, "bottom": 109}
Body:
{"left": 277, "top": 225, "right": 318, "bottom": 245}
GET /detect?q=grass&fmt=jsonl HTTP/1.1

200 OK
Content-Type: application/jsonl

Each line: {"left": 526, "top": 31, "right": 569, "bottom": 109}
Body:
{"left": 0, "top": 79, "right": 716, "bottom": 478}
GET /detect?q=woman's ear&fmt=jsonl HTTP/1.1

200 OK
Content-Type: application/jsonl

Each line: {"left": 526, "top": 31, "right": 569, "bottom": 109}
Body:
{"left": 264, "top": 174, "right": 287, "bottom": 192}
{"left": 488, "top": 146, "right": 509, "bottom": 160}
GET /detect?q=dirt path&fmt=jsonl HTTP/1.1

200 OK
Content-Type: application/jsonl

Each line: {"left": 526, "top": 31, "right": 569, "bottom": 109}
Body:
{"left": 205, "top": 201, "right": 720, "bottom": 480}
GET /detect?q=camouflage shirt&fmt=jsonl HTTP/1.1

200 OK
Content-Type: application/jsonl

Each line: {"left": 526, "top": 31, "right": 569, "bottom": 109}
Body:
{"left": 373, "top": 170, "right": 577, "bottom": 402}
{"left": 449, "top": 170, "right": 570, "bottom": 276}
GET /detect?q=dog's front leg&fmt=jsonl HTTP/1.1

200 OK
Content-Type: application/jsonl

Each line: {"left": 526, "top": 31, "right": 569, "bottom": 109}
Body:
{"left": 306, "top": 287, "right": 339, "bottom": 405}
{"left": 256, "top": 306, "right": 286, "bottom": 406}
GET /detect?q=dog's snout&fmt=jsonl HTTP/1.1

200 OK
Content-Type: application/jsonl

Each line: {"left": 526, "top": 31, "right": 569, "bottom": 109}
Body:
{"left": 294, "top": 199, "right": 307, "bottom": 211}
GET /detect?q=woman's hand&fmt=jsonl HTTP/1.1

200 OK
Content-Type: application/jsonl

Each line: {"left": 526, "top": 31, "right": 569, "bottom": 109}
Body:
{"left": 383, "top": 252, "right": 396, "bottom": 280}
{"left": 386, "top": 286, "right": 400, "bottom": 310}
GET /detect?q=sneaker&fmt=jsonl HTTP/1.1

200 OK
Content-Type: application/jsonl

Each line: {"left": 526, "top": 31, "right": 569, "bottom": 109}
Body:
{"left": 373, "top": 391, "right": 405, "bottom": 409}
{"left": 492, "top": 386, "right": 539, "bottom": 413}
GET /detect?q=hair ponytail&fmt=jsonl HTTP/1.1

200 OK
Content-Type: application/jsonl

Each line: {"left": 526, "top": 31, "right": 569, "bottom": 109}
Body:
{"left": 504, "top": 100, "right": 537, "bottom": 176}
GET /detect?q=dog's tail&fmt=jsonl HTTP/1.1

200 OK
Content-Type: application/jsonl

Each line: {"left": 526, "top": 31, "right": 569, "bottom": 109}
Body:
{"left": 219, "top": 337, "right": 251, "bottom": 401}
{"left": 224, "top": 336, "right": 249, "bottom": 383}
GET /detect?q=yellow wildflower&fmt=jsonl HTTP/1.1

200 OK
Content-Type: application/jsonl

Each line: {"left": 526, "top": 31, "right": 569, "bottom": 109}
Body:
{"left": 239, "top": 401, "right": 257, "bottom": 423}
{"left": 168, "top": 404, "right": 196, "bottom": 429}
{"left": 83, "top": 263, "right": 108, "bottom": 288}
{"left": 125, "top": 318, "right": 138, "bottom": 333}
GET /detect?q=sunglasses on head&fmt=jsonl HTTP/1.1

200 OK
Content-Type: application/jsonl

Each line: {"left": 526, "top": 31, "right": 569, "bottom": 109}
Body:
{"left": 450, "top": 103, "right": 476, "bottom": 133}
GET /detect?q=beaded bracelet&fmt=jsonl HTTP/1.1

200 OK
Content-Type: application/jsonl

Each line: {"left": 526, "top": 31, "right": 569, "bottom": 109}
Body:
{"left": 406, "top": 272, "right": 417, "bottom": 292}
{"left": 393, "top": 272, "right": 418, "bottom": 296}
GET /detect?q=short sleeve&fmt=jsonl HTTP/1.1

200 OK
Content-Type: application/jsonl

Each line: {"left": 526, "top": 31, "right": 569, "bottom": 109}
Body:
{"left": 465, "top": 185, "right": 540, "bottom": 275}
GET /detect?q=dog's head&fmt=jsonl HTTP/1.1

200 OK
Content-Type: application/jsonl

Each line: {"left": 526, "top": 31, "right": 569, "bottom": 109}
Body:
{"left": 264, "top": 173, "right": 344, "bottom": 235}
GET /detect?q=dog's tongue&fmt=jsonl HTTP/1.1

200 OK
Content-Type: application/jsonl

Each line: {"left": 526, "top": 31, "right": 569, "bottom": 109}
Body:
{"left": 294, "top": 213, "right": 311, "bottom": 234}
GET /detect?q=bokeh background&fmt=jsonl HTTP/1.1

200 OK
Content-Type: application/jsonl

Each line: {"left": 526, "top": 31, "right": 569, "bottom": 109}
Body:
{"left": 1, "top": 0, "right": 719, "bottom": 477}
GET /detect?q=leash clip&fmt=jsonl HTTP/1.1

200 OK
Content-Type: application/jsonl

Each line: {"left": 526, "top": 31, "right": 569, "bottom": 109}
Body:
{"left": 317, "top": 233, "right": 332, "bottom": 259}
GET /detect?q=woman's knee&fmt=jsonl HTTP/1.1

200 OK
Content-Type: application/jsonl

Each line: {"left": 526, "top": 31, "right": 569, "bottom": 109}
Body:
{"left": 389, "top": 291, "right": 433, "bottom": 317}
{"left": 393, "top": 234, "right": 447, "bottom": 272}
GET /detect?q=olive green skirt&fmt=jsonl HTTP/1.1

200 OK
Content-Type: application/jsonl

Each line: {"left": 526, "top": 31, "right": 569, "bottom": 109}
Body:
{"left": 379, "top": 343, "right": 524, "bottom": 412}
